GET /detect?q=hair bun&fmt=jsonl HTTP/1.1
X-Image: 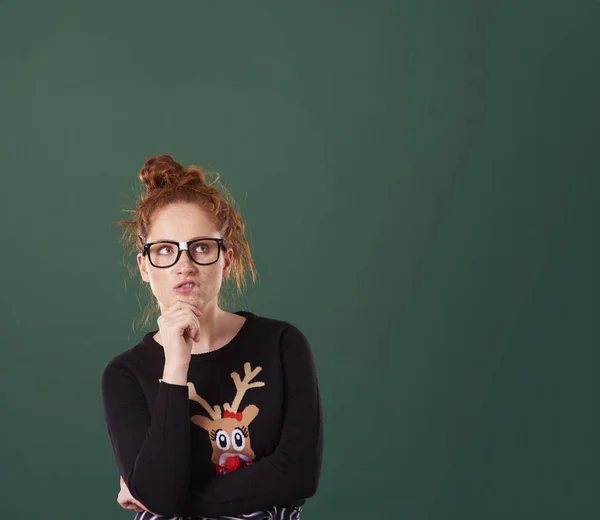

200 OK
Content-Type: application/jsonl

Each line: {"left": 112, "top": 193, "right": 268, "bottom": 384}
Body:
{"left": 139, "top": 154, "right": 205, "bottom": 191}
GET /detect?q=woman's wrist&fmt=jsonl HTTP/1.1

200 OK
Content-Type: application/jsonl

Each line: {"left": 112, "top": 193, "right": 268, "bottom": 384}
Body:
{"left": 162, "top": 360, "right": 190, "bottom": 386}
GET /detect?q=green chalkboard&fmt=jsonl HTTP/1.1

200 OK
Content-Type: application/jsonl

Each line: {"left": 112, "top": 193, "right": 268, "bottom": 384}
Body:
{"left": 0, "top": 1, "right": 598, "bottom": 519}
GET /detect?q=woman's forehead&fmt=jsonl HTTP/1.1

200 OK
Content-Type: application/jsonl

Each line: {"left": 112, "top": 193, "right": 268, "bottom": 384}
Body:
{"left": 148, "top": 203, "right": 218, "bottom": 240}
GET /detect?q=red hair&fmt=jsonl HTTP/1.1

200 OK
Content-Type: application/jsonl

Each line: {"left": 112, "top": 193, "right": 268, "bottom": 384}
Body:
{"left": 116, "top": 154, "right": 258, "bottom": 328}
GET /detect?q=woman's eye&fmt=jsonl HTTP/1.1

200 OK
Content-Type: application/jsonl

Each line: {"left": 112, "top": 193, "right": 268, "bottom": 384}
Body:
{"left": 158, "top": 246, "right": 172, "bottom": 255}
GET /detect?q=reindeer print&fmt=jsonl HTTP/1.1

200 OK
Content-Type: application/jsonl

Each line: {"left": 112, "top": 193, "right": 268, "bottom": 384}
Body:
{"left": 187, "top": 362, "right": 265, "bottom": 475}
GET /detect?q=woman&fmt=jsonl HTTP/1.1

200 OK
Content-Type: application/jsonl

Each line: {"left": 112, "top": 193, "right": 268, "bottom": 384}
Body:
{"left": 100, "top": 155, "right": 323, "bottom": 520}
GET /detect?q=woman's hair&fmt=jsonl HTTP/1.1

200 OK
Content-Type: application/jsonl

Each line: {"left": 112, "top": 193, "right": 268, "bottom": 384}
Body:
{"left": 116, "top": 154, "right": 258, "bottom": 330}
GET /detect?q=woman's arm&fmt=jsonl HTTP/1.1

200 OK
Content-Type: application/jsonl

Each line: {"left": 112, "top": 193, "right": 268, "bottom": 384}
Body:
{"left": 100, "top": 360, "right": 192, "bottom": 516}
{"left": 178, "top": 324, "right": 324, "bottom": 518}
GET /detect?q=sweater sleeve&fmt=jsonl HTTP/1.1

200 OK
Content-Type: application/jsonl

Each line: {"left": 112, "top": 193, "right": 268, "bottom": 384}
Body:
{"left": 100, "top": 359, "right": 192, "bottom": 516}
{"left": 178, "top": 324, "right": 324, "bottom": 518}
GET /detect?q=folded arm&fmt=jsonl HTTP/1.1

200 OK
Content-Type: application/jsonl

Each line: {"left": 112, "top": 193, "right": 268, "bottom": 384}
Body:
{"left": 101, "top": 361, "right": 192, "bottom": 516}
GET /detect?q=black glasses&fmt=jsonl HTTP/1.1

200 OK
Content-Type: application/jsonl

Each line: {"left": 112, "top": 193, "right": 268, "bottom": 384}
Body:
{"left": 140, "top": 237, "right": 226, "bottom": 268}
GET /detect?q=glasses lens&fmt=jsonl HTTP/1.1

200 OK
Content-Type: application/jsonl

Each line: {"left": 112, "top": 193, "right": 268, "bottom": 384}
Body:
{"left": 148, "top": 242, "right": 179, "bottom": 267}
{"left": 189, "top": 239, "right": 220, "bottom": 265}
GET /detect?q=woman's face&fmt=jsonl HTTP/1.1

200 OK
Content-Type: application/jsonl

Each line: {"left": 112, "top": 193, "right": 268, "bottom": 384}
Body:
{"left": 136, "top": 201, "right": 233, "bottom": 313}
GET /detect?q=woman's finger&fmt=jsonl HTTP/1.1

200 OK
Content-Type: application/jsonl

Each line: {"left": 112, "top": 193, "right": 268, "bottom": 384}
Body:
{"left": 161, "top": 300, "right": 203, "bottom": 318}
{"left": 124, "top": 501, "right": 144, "bottom": 512}
{"left": 164, "top": 312, "right": 202, "bottom": 342}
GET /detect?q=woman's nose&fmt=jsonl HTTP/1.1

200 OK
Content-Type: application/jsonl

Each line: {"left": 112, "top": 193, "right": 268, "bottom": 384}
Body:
{"left": 175, "top": 249, "right": 197, "bottom": 270}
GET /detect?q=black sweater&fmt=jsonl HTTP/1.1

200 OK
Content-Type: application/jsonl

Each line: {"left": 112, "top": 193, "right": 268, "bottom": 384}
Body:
{"left": 100, "top": 310, "right": 323, "bottom": 518}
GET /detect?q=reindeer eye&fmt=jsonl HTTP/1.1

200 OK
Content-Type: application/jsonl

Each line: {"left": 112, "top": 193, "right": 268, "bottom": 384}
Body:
{"left": 231, "top": 428, "right": 246, "bottom": 451}
{"left": 215, "top": 430, "right": 230, "bottom": 450}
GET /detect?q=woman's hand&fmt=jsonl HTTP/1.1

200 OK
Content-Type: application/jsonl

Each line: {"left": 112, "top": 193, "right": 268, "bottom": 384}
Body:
{"left": 118, "top": 476, "right": 156, "bottom": 515}
{"left": 157, "top": 299, "right": 203, "bottom": 366}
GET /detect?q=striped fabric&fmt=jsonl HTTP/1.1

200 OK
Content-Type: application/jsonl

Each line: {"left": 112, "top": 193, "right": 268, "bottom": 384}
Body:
{"left": 133, "top": 505, "right": 302, "bottom": 520}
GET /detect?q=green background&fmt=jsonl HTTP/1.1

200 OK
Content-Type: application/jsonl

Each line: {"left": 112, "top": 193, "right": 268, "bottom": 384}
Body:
{"left": 0, "top": 1, "right": 598, "bottom": 518}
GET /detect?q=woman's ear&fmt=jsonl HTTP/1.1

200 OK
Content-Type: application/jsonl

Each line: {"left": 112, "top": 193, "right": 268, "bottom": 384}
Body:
{"left": 137, "top": 253, "right": 150, "bottom": 283}
{"left": 224, "top": 249, "right": 234, "bottom": 277}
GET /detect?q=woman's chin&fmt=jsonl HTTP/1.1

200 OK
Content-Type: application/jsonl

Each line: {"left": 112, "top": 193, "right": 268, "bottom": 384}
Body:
{"left": 175, "top": 294, "right": 203, "bottom": 307}
{"left": 175, "top": 293, "right": 199, "bottom": 302}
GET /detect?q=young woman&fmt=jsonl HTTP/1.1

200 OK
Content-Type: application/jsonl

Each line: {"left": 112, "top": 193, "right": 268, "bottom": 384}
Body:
{"left": 100, "top": 155, "right": 323, "bottom": 520}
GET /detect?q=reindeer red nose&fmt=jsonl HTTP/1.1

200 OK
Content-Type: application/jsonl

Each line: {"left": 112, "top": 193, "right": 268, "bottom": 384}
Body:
{"left": 225, "top": 456, "right": 243, "bottom": 472}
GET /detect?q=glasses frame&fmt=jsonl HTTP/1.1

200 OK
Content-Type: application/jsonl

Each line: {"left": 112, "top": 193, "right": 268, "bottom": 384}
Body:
{"left": 140, "top": 237, "right": 226, "bottom": 268}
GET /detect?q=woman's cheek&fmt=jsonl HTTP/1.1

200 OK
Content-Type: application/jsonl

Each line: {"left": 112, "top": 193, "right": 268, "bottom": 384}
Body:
{"left": 152, "top": 279, "right": 174, "bottom": 306}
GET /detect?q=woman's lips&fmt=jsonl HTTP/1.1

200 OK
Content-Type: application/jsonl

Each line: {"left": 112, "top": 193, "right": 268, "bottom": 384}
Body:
{"left": 174, "top": 283, "right": 198, "bottom": 294}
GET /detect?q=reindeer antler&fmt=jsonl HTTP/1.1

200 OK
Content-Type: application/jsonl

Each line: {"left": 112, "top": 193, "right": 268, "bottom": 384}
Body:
{"left": 187, "top": 382, "right": 222, "bottom": 420}
{"left": 223, "top": 362, "right": 265, "bottom": 413}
